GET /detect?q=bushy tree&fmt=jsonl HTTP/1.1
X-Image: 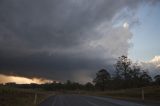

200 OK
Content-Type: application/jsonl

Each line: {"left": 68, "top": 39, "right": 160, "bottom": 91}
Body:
{"left": 139, "top": 71, "right": 152, "bottom": 86}
{"left": 129, "top": 63, "right": 142, "bottom": 87}
{"left": 93, "top": 69, "right": 111, "bottom": 91}
{"left": 84, "top": 82, "right": 94, "bottom": 91}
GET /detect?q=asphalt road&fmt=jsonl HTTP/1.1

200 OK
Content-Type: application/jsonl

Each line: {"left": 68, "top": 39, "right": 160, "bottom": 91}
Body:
{"left": 39, "top": 95, "right": 159, "bottom": 106}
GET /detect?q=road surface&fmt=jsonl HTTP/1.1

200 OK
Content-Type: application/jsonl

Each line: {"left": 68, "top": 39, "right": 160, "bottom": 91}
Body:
{"left": 39, "top": 95, "right": 158, "bottom": 106}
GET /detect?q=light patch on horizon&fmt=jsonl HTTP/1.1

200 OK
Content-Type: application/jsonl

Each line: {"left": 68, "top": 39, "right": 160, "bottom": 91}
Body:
{"left": 140, "top": 56, "right": 160, "bottom": 77}
{"left": 149, "top": 56, "right": 160, "bottom": 65}
{"left": 0, "top": 74, "right": 53, "bottom": 84}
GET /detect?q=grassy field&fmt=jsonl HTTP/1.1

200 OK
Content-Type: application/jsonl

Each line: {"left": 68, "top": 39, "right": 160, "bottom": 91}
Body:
{"left": 0, "top": 87, "right": 53, "bottom": 106}
{"left": 82, "top": 86, "right": 160, "bottom": 101}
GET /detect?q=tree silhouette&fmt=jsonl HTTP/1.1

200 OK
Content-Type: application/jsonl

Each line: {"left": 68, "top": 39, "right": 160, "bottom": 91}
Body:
{"left": 93, "top": 69, "right": 111, "bottom": 91}
{"left": 115, "top": 55, "right": 132, "bottom": 88}
{"left": 139, "top": 71, "right": 152, "bottom": 87}
{"left": 129, "top": 63, "right": 142, "bottom": 87}
{"left": 115, "top": 55, "right": 132, "bottom": 81}
{"left": 84, "top": 82, "right": 94, "bottom": 91}
{"left": 154, "top": 75, "right": 160, "bottom": 85}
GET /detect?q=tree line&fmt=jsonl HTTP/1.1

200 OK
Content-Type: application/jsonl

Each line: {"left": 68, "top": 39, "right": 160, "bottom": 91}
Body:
{"left": 2, "top": 55, "right": 160, "bottom": 91}
{"left": 94, "top": 55, "right": 160, "bottom": 91}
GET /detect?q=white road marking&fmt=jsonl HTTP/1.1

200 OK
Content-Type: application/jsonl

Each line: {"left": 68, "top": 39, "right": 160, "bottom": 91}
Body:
{"left": 86, "top": 100, "right": 99, "bottom": 106}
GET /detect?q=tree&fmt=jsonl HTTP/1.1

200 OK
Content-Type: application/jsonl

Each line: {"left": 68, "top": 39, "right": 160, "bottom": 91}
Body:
{"left": 84, "top": 82, "right": 94, "bottom": 91}
{"left": 131, "top": 63, "right": 141, "bottom": 79}
{"left": 154, "top": 75, "right": 160, "bottom": 85}
{"left": 114, "top": 55, "right": 132, "bottom": 88}
{"left": 65, "top": 80, "right": 72, "bottom": 90}
{"left": 139, "top": 71, "right": 152, "bottom": 86}
{"left": 130, "top": 63, "right": 142, "bottom": 87}
{"left": 93, "top": 69, "right": 111, "bottom": 91}
{"left": 115, "top": 55, "right": 132, "bottom": 81}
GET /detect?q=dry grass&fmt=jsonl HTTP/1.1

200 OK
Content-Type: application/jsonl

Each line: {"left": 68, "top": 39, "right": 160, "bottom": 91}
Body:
{"left": 84, "top": 86, "right": 160, "bottom": 101}
{"left": 0, "top": 87, "right": 53, "bottom": 106}
{"left": 1, "top": 86, "right": 160, "bottom": 106}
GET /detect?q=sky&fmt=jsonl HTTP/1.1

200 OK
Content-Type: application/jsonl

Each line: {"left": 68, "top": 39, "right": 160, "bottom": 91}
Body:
{"left": 129, "top": 3, "right": 160, "bottom": 61}
{"left": 0, "top": 0, "right": 160, "bottom": 84}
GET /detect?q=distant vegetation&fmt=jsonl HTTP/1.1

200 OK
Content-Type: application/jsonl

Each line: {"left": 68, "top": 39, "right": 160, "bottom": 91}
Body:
{"left": 1, "top": 55, "right": 160, "bottom": 91}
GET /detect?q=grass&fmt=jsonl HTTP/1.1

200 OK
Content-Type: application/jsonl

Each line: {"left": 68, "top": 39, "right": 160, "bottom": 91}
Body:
{"left": 83, "top": 86, "right": 160, "bottom": 101}
{"left": 1, "top": 86, "right": 160, "bottom": 105}
{"left": 0, "top": 87, "right": 53, "bottom": 106}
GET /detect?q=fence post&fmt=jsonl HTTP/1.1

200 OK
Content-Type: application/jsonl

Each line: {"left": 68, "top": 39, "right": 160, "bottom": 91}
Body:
{"left": 142, "top": 87, "right": 144, "bottom": 100}
{"left": 34, "top": 93, "right": 37, "bottom": 104}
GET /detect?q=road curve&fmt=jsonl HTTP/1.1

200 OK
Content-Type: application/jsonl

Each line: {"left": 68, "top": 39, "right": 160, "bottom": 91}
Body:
{"left": 39, "top": 95, "right": 157, "bottom": 106}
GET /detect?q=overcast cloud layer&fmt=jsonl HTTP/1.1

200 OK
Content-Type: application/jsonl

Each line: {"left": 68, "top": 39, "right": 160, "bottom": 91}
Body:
{"left": 0, "top": 0, "right": 157, "bottom": 82}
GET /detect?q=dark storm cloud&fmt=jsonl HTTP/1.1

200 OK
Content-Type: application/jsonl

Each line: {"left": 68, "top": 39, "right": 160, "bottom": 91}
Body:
{"left": 0, "top": 0, "right": 157, "bottom": 82}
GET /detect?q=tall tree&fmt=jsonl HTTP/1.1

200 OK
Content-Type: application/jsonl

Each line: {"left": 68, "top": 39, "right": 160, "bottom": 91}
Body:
{"left": 93, "top": 69, "right": 111, "bottom": 91}
{"left": 115, "top": 55, "right": 132, "bottom": 81}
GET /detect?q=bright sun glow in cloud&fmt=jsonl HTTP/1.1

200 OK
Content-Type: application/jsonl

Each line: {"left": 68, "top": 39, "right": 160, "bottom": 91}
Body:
{"left": 0, "top": 74, "right": 53, "bottom": 84}
{"left": 123, "top": 22, "right": 129, "bottom": 28}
